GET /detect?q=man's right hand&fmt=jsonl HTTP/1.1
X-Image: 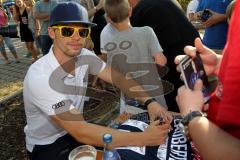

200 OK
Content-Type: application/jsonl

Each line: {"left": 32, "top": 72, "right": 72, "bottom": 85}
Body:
{"left": 143, "top": 120, "right": 170, "bottom": 146}
{"left": 175, "top": 38, "right": 221, "bottom": 76}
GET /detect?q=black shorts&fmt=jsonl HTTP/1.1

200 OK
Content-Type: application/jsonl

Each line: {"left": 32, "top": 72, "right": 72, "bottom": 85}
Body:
{"left": 19, "top": 26, "right": 34, "bottom": 42}
{"left": 27, "top": 134, "right": 81, "bottom": 160}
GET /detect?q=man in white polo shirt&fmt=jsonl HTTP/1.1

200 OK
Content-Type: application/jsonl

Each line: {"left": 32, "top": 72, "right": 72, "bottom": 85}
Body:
{"left": 23, "top": 2, "right": 171, "bottom": 160}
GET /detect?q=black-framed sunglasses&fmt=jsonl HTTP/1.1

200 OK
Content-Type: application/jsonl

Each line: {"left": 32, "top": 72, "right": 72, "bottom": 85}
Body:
{"left": 51, "top": 26, "right": 91, "bottom": 38}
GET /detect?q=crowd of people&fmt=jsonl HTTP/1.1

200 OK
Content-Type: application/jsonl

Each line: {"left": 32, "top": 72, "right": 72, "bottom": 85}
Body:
{"left": 0, "top": 0, "right": 239, "bottom": 159}
{"left": 0, "top": 0, "right": 57, "bottom": 64}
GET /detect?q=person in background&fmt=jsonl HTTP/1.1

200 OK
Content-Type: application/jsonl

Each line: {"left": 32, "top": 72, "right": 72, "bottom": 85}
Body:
{"left": 193, "top": 0, "right": 232, "bottom": 54}
{"left": 128, "top": 0, "right": 200, "bottom": 112}
{"left": 101, "top": 0, "right": 168, "bottom": 113}
{"left": 192, "top": 0, "right": 232, "bottom": 97}
{"left": 0, "top": 36, "right": 19, "bottom": 64}
{"left": 81, "top": 0, "right": 107, "bottom": 89}
{"left": 175, "top": 1, "right": 240, "bottom": 158}
{"left": 0, "top": 1, "right": 19, "bottom": 64}
{"left": 25, "top": 0, "right": 41, "bottom": 56}
{"left": 33, "top": 0, "right": 57, "bottom": 55}
{"left": 24, "top": 2, "right": 171, "bottom": 159}
{"left": 13, "top": 0, "right": 38, "bottom": 62}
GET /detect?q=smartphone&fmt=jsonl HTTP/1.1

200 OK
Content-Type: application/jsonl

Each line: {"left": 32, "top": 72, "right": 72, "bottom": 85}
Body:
{"left": 179, "top": 54, "right": 210, "bottom": 103}
{"left": 200, "top": 9, "right": 213, "bottom": 22}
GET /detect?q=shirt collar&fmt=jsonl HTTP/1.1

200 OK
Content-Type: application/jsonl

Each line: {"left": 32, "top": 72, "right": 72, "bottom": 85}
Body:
{"left": 46, "top": 46, "right": 69, "bottom": 79}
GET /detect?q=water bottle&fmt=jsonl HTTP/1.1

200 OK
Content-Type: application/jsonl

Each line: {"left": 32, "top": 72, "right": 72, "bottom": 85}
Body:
{"left": 103, "top": 134, "right": 121, "bottom": 160}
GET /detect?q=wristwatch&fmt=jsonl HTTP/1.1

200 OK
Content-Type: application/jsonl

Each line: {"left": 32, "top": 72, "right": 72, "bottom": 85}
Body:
{"left": 143, "top": 98, "right": 157, "bottom": 109}
{"left": 178, "top": 111, "right": 204, "bottom": 139}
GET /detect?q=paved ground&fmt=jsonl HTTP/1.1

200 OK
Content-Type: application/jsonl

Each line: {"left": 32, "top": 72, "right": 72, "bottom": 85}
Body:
{"left": 0, "top": 38, "right": 32, "bottom": 102}
{"left": 0, "top": 38, "right": 31, "bottom": 160}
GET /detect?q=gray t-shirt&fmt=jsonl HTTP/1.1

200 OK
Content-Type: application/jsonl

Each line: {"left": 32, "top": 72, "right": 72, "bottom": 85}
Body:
{"left": 101, "top": 24, "right": 167, "bottom": 110}
{"left": 34, "top": 0, "right": 58, "bottom": 35}
{"left": 101, "top": 24, "right": 163, "bottom": 64}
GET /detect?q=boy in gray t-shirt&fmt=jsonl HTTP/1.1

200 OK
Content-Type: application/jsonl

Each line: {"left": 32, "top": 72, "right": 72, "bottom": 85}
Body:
{"left": 101, "top": 0, "right": 168, "bottom": 113}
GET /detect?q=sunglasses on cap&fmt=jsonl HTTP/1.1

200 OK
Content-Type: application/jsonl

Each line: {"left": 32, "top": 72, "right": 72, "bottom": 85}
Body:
{"left": 51, "top": 26, "right": 91, "bottom": 38}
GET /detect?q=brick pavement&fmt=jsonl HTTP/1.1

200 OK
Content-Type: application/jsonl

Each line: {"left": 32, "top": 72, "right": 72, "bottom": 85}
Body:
{"left": 0, "top": 38, "right": 32, "bottom": 101}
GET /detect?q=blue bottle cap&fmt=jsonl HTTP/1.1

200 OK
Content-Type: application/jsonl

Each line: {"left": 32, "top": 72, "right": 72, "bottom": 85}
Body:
{"left": 103, "top": 133, "right": 112, "bottom": 144}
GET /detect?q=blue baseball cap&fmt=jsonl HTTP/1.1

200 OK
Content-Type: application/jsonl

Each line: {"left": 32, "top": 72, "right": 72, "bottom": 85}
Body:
{"left": 50, "top": 2, "right": 96, "bottom": 27}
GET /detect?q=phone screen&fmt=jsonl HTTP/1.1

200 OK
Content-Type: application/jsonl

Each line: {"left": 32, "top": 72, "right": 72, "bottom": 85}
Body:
{"left": 179, "top": 54, "right": 210, "bottom": 103}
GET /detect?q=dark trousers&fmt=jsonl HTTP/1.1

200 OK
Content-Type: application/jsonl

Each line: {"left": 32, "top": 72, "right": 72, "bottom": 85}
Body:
{"left": 27, "top": 134, "right": 81, "bottom": 160}
{"left": 39, "top": 35, "right": 52, "bottom": 55}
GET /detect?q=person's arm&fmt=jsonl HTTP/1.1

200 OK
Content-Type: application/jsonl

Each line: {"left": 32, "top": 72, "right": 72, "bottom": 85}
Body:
{"left": 97, "top": 66, "right": 172, "bottom": 122}
{"left": 12, "top": 6, "right": 19, "bottom": 22}
{"left": 51, "top": 110, "right": 170, "bottom": 149}
{"left": 2, "top": 8, "right": 9, "bottom": 24}
{"left": 99, "top": 53, "right": 107, "bottom": 62}
{"left": 189, "top": 116, "right": 240, "bottom": 160}
{"left": 176, "top": 80, "right": 240, "bottom": 160}
{"left": 34, "top": 18, "right": 41, "bottom": 37}
{"left": 153, "top": 52, "right": 167, "bottom": 66}
{"left": 202, "top": 10, "right": 227, "bottom": 28}
{"left": 175, "top": 38, "right": 222, "bottom": 76}
{"left": 28, "top": 72, "right": 170, "bottom": 149}
{"left": 148, "top": 27, "right": 167, "bottom": 66}
{"left": 25, "top": 5, "right": 31, "bottom": 13}
{"left": 100, "top": 29, "right": 108, "bottom": 62}
{"left": 97, "top": 66, "right": 150, "bottom": 103}
{"left": 81, "top": 0, "right": 104, "bottom": 19}
{"left": 80, "top": 0, "right": 95, "bottom": 18}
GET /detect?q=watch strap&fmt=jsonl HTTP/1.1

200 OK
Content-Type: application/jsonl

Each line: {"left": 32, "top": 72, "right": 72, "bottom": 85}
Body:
{"left": 180, "top": 111, "right": 204, "bottom": 139}
{"left": 143, "top": 98, "right": 157, "bottom": 109}
{"left": 182, "top": 111, "right": 204, "bottom": 126}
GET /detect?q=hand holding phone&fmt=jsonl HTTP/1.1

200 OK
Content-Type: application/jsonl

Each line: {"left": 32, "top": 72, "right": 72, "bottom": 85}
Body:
{"left": 178, "top": 54, "right": 210, "bottom": 103}
{"left": 200, "top": 9, "right": 213, "bottom": 22}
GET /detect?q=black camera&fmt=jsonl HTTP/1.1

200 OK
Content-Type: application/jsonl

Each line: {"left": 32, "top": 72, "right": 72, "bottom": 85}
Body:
{"left": 200, "top": 9, "right": 212, "bottom": 22}
{"left": 0, "top": 24, "right": 19, "bottom": 38}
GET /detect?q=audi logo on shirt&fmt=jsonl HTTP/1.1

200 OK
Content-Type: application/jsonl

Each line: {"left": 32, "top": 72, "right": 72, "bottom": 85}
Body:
{"left": 52, "top": 101, "right": 65, "bottom": 109}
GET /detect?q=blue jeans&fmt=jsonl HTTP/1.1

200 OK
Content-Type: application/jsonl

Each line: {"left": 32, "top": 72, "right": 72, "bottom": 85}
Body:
{"left": 0, "top": 37, "right": 16, "bottom": 53}
{"left": 39, "top": 35, "right": 52, "bottom": 55}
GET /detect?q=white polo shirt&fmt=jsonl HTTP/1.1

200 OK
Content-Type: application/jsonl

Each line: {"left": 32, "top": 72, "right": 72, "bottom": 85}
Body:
{"left": 23, "top": 47, "right": 106, "bottom": 152}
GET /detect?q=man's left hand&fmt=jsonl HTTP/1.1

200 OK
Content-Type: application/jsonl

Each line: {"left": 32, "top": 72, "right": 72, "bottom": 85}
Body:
{"left": 147, "top": 102, "right": 172, "bottom": 124}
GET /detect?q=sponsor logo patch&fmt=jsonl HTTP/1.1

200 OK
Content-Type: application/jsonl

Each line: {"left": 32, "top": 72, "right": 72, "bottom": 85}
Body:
{"left": 52, "top": 101, "right": 65, "bottom": 109}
